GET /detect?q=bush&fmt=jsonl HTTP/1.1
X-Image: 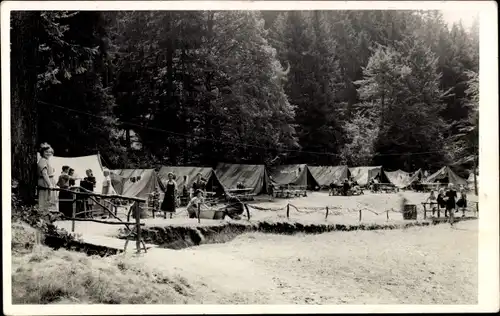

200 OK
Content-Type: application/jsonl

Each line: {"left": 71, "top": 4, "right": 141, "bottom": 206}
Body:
{"left": 11, "top": 179, "right": 80, "bottom": 253}
{"left": 11, "top": 221, "right": 40, "bottom": 255}
{"left": 12, "top": 246, "right": 193, "bottom": 304}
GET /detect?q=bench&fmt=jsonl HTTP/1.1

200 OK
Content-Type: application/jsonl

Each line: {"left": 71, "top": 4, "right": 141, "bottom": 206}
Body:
{"left": 421, "top": 201, "right": 478, "bottom": 219}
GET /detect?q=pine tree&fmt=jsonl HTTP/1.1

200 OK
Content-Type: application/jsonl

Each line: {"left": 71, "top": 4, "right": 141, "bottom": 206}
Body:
{"left": 355, "top": 37, "right": 449, "bottom": 170}
{"left": 269, "top": 11, "right": 344, "bottom": 164}
{"left": 36, "top": 12, "right": 124, "bottom": 164}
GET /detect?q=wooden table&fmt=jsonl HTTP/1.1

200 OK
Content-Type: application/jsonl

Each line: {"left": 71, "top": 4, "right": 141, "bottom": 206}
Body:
{"left": 274, "top": 186, "right": 306, "bottom": 198}
{"left": 227, "top": 188, "right": 255, "bottom": 201}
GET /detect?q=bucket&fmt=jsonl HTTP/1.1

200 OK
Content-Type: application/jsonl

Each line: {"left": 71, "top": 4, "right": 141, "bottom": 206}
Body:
{"left": 197, "top": 209, "right": 226, "bottom": 220}
{"left": 403, "top": 204, "right": 417, "bottom": 220}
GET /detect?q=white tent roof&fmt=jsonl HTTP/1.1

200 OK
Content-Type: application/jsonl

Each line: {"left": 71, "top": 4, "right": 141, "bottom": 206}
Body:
{"left": 37, "top": 153, "right": 113, "bottom": 194}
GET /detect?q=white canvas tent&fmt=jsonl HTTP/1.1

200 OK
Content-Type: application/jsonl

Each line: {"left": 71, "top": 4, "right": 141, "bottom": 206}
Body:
{"left": 348, "top": 166, "right": 382, "bottom": 186}
{"left": 37, "top": 153, "right": 114, "bottom": 194}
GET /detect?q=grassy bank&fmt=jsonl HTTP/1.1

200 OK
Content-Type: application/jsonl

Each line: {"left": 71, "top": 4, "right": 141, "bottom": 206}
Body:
{"left": 11, "top": 245, "right": 194, "bottom": 304}
{"left": 11, "top": 219, "right": 478, "bottom": 304}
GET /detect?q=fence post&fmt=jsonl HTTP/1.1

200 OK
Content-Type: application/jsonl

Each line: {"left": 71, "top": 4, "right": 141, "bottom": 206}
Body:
{"left": 423, "top": 204, "right": 427, "bottom": 219}
{"left": 135, "top": 202, "right": 141, "bottom": 254}
{"left": 475, "top": 202, "right": 478, "bottom": 217}
{"left": 244, "top": 204, "right": 251, "bottom": 221}
{"left": 359, "top": 209, "right": 362, "bottom": 222}
{"left": 197, "top": 203, "right": 201, "bottom": 224}
{"left": 286, "top": 204, "right": 290, "bottom": 219}
{"left": 325, "top": 206, "right": 329, "bottom": 220}
{"left": 386, "top": 209, "right": 389, "bottom": 221}
{"left": 71, "top": 192, "right": 76, "bottom": 233}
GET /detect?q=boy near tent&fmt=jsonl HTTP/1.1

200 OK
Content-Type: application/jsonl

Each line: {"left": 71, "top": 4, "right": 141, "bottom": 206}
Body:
{"left": 456, "top": 185, "right": 468, "bottom": 216}
{"left": 328, "top": 181, "right": 336, "bottom": 196}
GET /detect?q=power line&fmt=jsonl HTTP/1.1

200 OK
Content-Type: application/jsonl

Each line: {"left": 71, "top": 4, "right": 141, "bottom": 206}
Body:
{"left": 38, "top": 100, "right": 467, "bottom": 158}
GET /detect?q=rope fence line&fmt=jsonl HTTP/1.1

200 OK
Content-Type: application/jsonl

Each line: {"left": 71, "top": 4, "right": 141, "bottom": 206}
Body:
{"left": 240, "top": 201, "right": 478, "bottom": 222}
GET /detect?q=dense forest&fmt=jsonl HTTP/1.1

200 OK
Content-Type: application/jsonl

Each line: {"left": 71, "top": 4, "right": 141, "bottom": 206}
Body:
{"left": 11, "top": 10, "right": 479, "bottom": 202}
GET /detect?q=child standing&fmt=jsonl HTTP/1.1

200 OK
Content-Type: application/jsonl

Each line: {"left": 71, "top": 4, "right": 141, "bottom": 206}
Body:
{"left": 445, "top": 183, "right": 457, "bottom": 226}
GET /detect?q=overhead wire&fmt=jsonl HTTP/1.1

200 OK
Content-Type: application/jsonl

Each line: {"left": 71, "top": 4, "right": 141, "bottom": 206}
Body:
{"left": 38, "top": 100, "right": 472, "bottom": 158}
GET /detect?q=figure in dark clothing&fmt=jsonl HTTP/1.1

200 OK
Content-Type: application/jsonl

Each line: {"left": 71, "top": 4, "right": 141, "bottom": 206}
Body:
{"left": 57, "top": 166, "right": 73, "bottom": 217}
{"left": 81, "top": 169, "right": 96, "bottom": 192}
{"left": 267, "top": 183, "right": 274, "bottom": 201}
{"left": 328, "top": 182, "right": 335, "bottom": 196}
{"left": 68, "top": 168, "right": 76, "bottom": 186}
{"left": 437, "top": 188, "right": 446, "bottom": 209}
{"left": 445, "top": 184, "right": 457, "bottom": 225}
{"left": 343, "top": 179, "right": 350, "bottom": 196}
{"left": 224, "top": 195, "right": 245, "bottom": 220}
{"left": 161, "top": 172, "right": 177, "bottom": 219}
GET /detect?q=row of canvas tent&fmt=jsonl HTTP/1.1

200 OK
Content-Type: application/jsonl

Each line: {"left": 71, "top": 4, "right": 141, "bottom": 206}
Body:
{"left": 38, "top": 153, "right": 471, "bottom": 200}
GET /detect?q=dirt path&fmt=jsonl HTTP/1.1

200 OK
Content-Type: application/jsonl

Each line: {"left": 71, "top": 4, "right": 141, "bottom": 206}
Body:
{"left": 124, "top": 219, "right": 478, "bottom": 304}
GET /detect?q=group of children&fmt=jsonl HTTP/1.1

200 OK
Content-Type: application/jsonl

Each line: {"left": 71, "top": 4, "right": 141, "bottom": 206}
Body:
{"left": 150, "top": 172, "right": 208, "bottom": 219}
{"left": 426, "top": 183, "right": 468, "bottom": 225}
{"left": 56, "top": 166, "right": 97, "bottom": 218}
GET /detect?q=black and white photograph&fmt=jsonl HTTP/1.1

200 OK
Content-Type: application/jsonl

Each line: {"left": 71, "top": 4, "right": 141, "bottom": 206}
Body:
{"left": 2, "top": 1, "right": 498, "bottom": 314}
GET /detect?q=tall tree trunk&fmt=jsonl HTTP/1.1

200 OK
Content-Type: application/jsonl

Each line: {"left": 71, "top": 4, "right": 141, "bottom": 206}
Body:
{"left": 11, "top": 12, "right": 40, "bottom": 205}
{"left": 165, "top": 12, "right": 178, "bottom": 165}
{"left": 203, "top": 12, "right": 215, "bottom": 165}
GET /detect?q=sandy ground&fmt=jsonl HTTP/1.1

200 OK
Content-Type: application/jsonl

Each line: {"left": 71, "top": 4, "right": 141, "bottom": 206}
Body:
{"left": 55, "top": 191, "right": 479, "bottom": 236}
{"left": 43, "top": 191, "right": 478, "bottom": 304}
{"left": 122, "top": 219, "right": 478, "bottom": 304}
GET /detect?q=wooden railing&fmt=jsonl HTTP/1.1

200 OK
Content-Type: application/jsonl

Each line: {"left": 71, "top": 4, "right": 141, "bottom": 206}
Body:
{"left": 39, "top": 186, "right": 148, "bottom": 254}
{"left": 421, "top": 201, "right": 478, "bottom": 219}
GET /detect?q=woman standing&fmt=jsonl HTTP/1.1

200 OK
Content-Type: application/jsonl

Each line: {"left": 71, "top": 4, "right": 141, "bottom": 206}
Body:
{"left": 37, "top": 143, "right": 57, "bottom": 215}
{"left": 161, "top": 172, "right": 177, "bottom": 219}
